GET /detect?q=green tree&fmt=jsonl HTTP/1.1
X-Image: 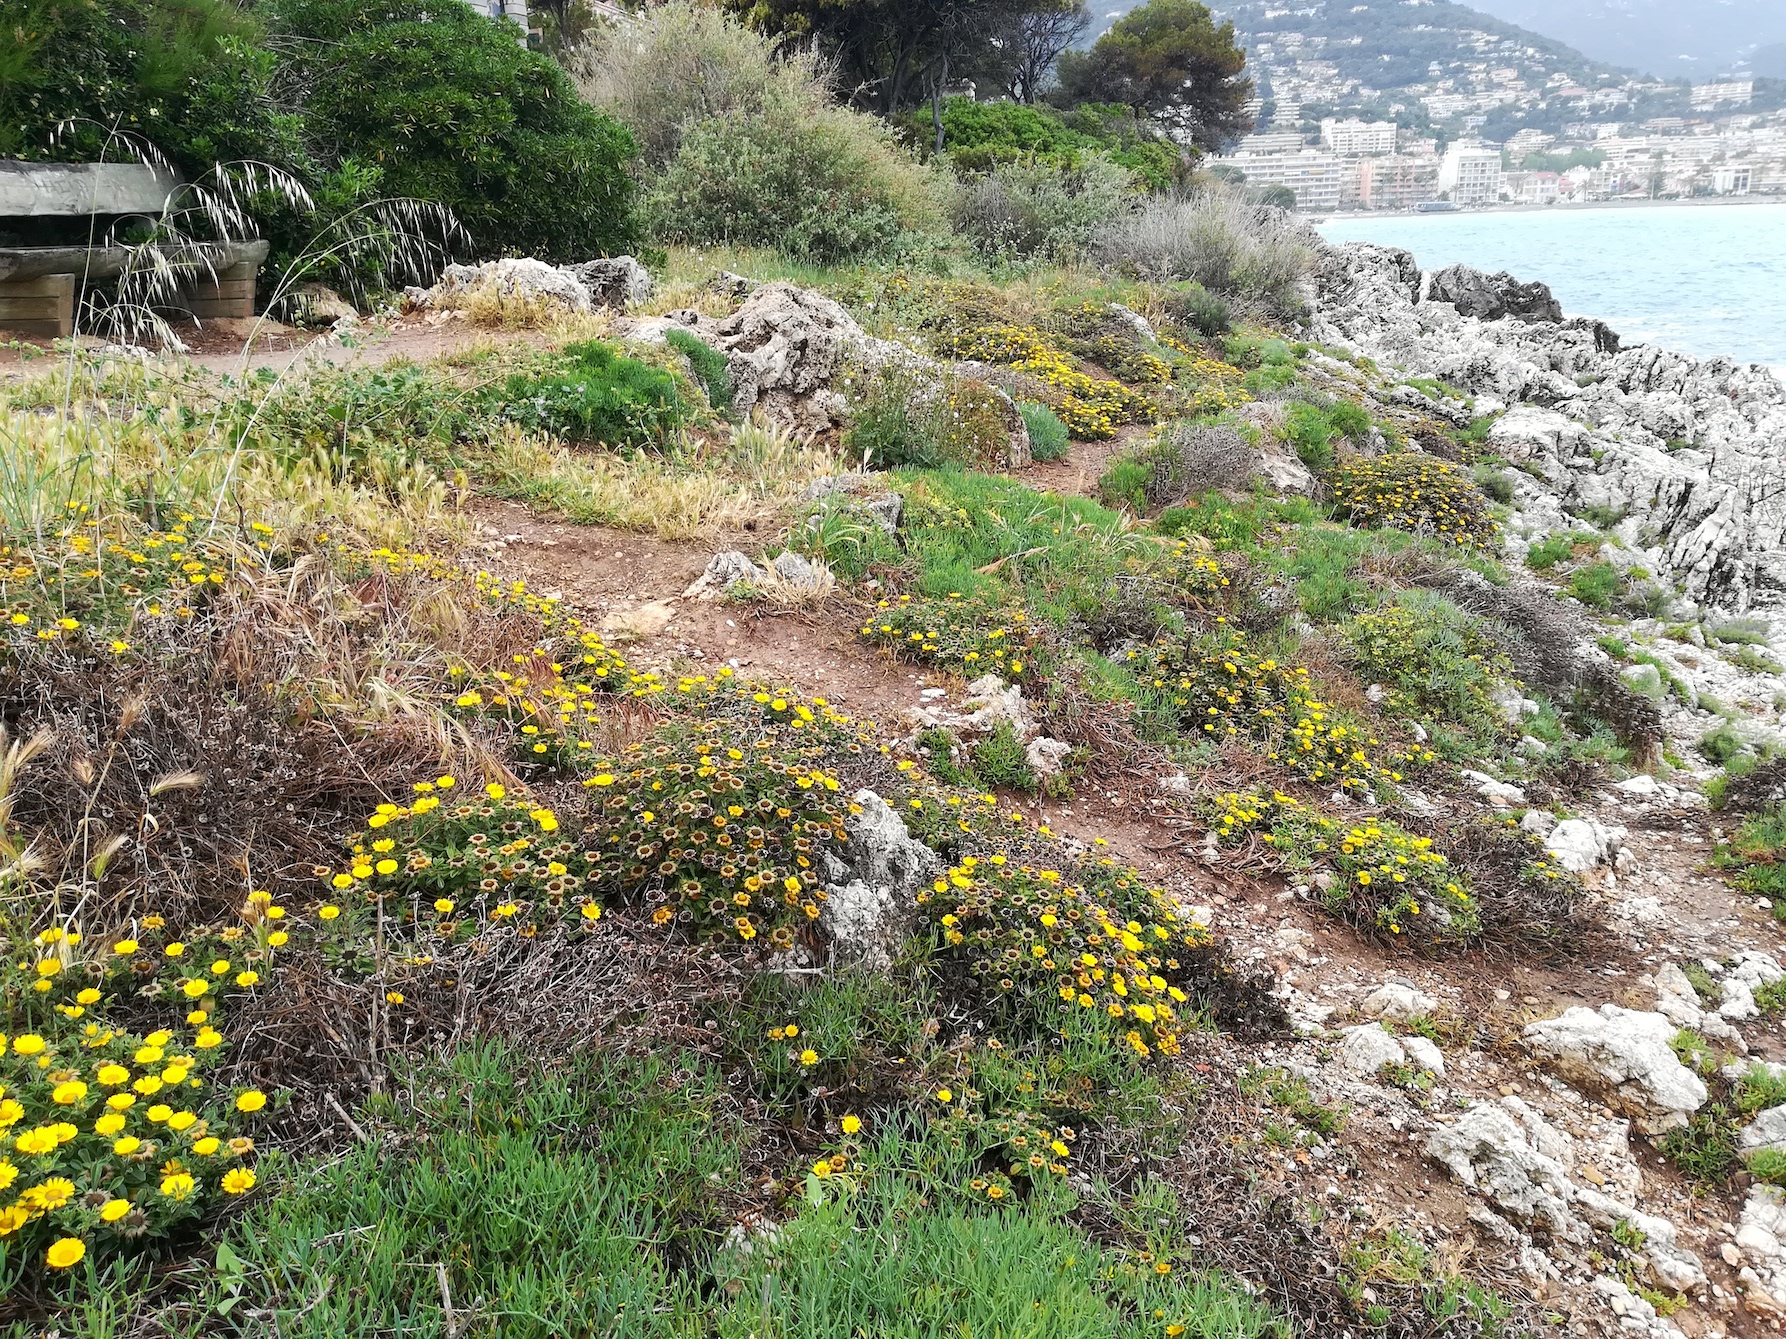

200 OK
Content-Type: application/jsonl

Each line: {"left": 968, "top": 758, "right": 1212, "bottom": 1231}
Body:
{"left": 271, "top": 0, "right": 638, "bottom": 261}
{"left": 0, "top": 0, "right": 302, "bottom": 170}
{"left": 1055, "top": 0, "right": 1253, "bottom": 152}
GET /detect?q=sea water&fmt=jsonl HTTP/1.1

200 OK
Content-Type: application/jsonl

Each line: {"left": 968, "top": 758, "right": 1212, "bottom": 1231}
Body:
{"left": 1317, "top": 203, "right": 1786, "bottom": 377}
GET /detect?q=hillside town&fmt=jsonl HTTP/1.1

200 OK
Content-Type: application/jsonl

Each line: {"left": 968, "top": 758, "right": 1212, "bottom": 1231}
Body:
{"left": 1183, "top": 1, "right": 1786, "bottom": 210}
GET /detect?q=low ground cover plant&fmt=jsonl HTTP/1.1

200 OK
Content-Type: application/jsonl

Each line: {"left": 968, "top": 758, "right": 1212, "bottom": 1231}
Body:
{"left": 1327, "top": 454, "right": 1499, "bottom": 549}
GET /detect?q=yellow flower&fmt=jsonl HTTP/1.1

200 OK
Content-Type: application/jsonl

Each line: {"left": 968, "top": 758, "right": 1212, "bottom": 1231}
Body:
{"left": 12, "top": 1035, "right": 45, "bottom": 1056}
{"left": 100, "top": 1199, "right": 130, "bottom": 1223}
{"left": 221, "top": 1168, "right": 256, "bottom": 1195}
{"left": 841, "top": 1115, "right": 861, "bottom": 1136}
{"left": 386, "top": 991, "right": 405, "bottom": 1005}
{"left": 319, "top": 905, "right": 341, "bottom": 920}
{"left": 113, "top": 1136, "right": 141, "bottom": 1155}
{"left": 50, "top": 1080, "right": 88, "bottom": 1105}
{"left": 192, "top": 1137, "right": 221, "bottom": 1155}
{"left": 45, "top": 1238, "right": 85, "bottom": 1269}
{"left": 433, "top": 899, "right": 455, "bottom": 915}
{"left": 160, "top": 1172, "right": 196, "bottom": 1200}
{"left": 799, "top": 1049, "right": 818, "bottom": 1067}
{"left": 235, "top": 971, "right": 259, "bottom": 988}
{"left": 112, "top": 940, "right": 139, "bottom": 956}
{"left": 195, "top": 1029, "right": 223, "bottom": 1050}
{"left": 810, "top": 1160, "right": 832, "bottom": 1179}
{"left": 182, "top": 979, "right": 209, "bottom": 998}
{"left": 936, "top": 1088, "right": 953, "bottom": 1103}
{"left": 95, "top": 1114, "right": 125, "bottom": 1136}
{"left": 235, "top": 1090, "right": 267, "bottom": 1113}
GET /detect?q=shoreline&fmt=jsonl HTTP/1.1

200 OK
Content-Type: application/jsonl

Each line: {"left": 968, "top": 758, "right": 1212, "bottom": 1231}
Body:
{"left": 1317, "top": 197, "right": 1786, "bottom": 221}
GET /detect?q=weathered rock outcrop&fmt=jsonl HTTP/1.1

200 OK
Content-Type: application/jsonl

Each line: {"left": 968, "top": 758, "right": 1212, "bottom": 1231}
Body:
{"left": 1427, "top": 264, "right": 1564, "bottom": 324}
{"left": 815, "top": 790, "right": 942, "bottom": 971}
{"left": 1523, "top": 1005, "right": 1708, "bottom": 1133}
{"left": 565, "top": 256, "right": 654, "bottom": 310}
{"left": 1310, "top": 242, "right": 1786, "bottom": 611}
{"left": 412, "top": 258, "right": 593, "bottom": 314}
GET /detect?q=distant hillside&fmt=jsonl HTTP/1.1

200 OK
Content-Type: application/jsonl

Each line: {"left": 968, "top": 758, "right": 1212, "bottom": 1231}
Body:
{"left": 1086, "top": 0, "right": 1629, "bottom": 85}
{"left": 1464, "top": 0, "right": 1786, "bottom": 80}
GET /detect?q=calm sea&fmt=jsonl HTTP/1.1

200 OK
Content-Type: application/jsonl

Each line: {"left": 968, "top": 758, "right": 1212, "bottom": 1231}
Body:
{"left": 1316, "top": 203, "right": 1786, "bottom": 377}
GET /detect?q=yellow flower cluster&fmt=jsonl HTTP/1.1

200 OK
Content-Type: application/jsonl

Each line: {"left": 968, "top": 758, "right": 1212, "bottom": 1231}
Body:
{"left": 1, "top": 511, "right": 256, "bottom": 650}
{"left": 1159, "top": 543, "right": 1235, "bottom": 613}
{"left": 1328, "top": 454, "right": 1498, "bottom": 549}
{"left": 447, "top": 632, "right": 659, "bottom": 764}
{"left": 1173, "top": 353, "right": 1254, "bottom": 417}
{"left": 1207, "top": 791, "right": 1480, "bottom": 945}
{"left": 582, "top": 727, "right": 850, "bottom": 949}
{"left": 929, "top": 323, "right": 1156, "bottom": 441}
{"left": 933, "top": 1095, "right": 1077, "bottom": 1203}
{"left": 318, "top": 778, "right": 598, "bottom": 940}
{"left": 0, "top": 897, "right": 280, "bottom": 1271}
{"left": 861, "top": 593, "right": 1039, "bottom": 682}
{"left": 1131, "top": 631, "right": 1437, "bottom": 795}
{"left": 920, "top": 853, "right": 1206, "bottom": 1058}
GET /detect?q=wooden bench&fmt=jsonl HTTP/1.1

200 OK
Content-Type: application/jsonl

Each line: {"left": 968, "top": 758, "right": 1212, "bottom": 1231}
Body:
{"left": 0, "top": 161, "right": 268, "bottom": 338}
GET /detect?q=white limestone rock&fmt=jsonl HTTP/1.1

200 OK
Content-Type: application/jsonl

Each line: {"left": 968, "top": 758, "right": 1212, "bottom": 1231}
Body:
{"left": 1336, "top": 1023, "right": 1408, "bottom": 1077}
{"left": 1523, "top": 1005, "right": 1708, "bottom": 1133}
{"left": 816, "top": 790, "right": 943, "bottom": 971}
{"left": 1359, "top": 982, "right": 1436, "bottom": 1023}
{"left": 1544, "top": 818, "right": 1626, "bottom": 873}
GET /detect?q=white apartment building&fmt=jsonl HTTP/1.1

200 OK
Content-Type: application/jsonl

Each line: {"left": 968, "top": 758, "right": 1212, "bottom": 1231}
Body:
{"left": 1320, "top": 118, "right": 1397, "bottom": 156}
{"left": 1692, "top": 81, "right": 1754, "bottom": 111}
{"left": 1713, "top": 165, "right": 1753, "bottom": 195}
{"left": 1438, "top": 142, "right": 1504, "bottom": 205}
{"left": 1216, "top": 150, "right": 1345, "bottom": 212}
{"left": 1357, "top": 154, "right": 1442, "bottom": 209}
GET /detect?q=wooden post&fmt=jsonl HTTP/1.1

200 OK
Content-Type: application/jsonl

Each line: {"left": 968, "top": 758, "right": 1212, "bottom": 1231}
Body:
{"left": 0, "top": 273, "right": 75, "bottom": 339}
{"left": 182, "top": 260, "right": 257, "bottom": 320}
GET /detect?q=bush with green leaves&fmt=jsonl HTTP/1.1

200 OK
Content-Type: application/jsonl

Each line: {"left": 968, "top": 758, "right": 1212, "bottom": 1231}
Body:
{"left": 1343, "top": 595, "right": 1516, "bottom": 725}
{"left": 925, "top": 96, "right": 1186, "bottom": 190}
{"left": 1327, "top": 454, "right": 1498, "bottom": 549}
{"left": 1019, "top": 401, "right": 1072, "bottom": 462}
{"left": 493, "top": 341, "right": 686, "bottom": 449}
{"left": 644, "top": 84, "right": 939, "bottom": 263}
{"left": 946, "top": 155, "right": 1137, "bottom": 265}
{"left": 272, "top": 0, "right": 639, "bottom": 262}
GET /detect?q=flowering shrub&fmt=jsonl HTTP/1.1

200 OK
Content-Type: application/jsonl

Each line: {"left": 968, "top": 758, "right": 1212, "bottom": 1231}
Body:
{"left": 928, "top": 322, "right": 1156, "bottom": 441}
{"left": 446, "top": 629, "right": 659, "bottom": 766}
{"left": 1126, "top": 631, "right": 1434, "bottom": 795}
{"left": 581, "top": 728, "right": 850, "bottom": 949}
{"left": 1208, "top": 791, "right": 1480, "bottom": 948}
{"left": 861, "top": 593, "right": 1041, "bottom": 683}
{"left": 1, "top": 510, "right": 281, "bottom": 653}
{"left": 919, "top": 843, "right": 1209, "bottom": 1058}
{"left": 1328, "top": 454, "right": 1498, "bottom": 549}
{"left": 1157, "top": 542, "right": 1238, "bottom": 615}
{"left": 0, "top": 895, "right": 282, "bottom": 1275}
{"left": 932, "top": 1096, "right": 1077, "bottom": 1205}
{"left": 841, "top": 360, "right": 1017, "bottom": 470}
{"left": 316, "top": 780, "right": 598, "bottom": 943}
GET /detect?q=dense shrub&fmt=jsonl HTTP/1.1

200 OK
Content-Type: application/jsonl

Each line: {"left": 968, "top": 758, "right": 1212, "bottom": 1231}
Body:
{"left": 1092, "top": 192, "right": 1313, "bottom": 306}
{"left": 493, "top": 341, "right": 686, "bottom": 448}
{"left": 843, "top": 362, "right": 1016, "bottom": 470}
{"left": 1343, "top": 595, "right": 1516, "bottom": 724}
{"left": 1101, "top": 421, "right": 1254, "bottom": 509}
{"left": 574, "top": 4, "right": 817, "bottom": 168}
{"left": 1019, "top": 402, "right": 1072, "bottom": 462}
{"left": 0, "top": 0, "right": 301, "bottom": 172}
{"left": 644, "top": 85, "right": 940, "bottom": 263}
{"left": 1327, "top": 454, "right": 1498, "bottom": 549}
{"left": 947, "top": 156, "right": 1136, "bottom": 265}
{"left": 272, "top": 0, "right": 639, "bottom": 262}
{"left": 926, "top": 97, "right": 1187, "bottom": 190}
{"left": 1159, "top": 283, "right": 1232, "bottom": 337}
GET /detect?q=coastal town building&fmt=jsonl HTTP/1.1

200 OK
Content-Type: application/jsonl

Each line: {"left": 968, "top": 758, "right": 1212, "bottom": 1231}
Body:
{"left": 1356, "top": 154, "right": 1443, "bottom": 209}
{"left": 1319, "top": 119, "right": 1397, "bottom": 156}
{"left": 1438, "top": 143, "right": 1504, "bottom": 206}
{"left": 1212, "top": 148, "right": 1345, "bottom": 212}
